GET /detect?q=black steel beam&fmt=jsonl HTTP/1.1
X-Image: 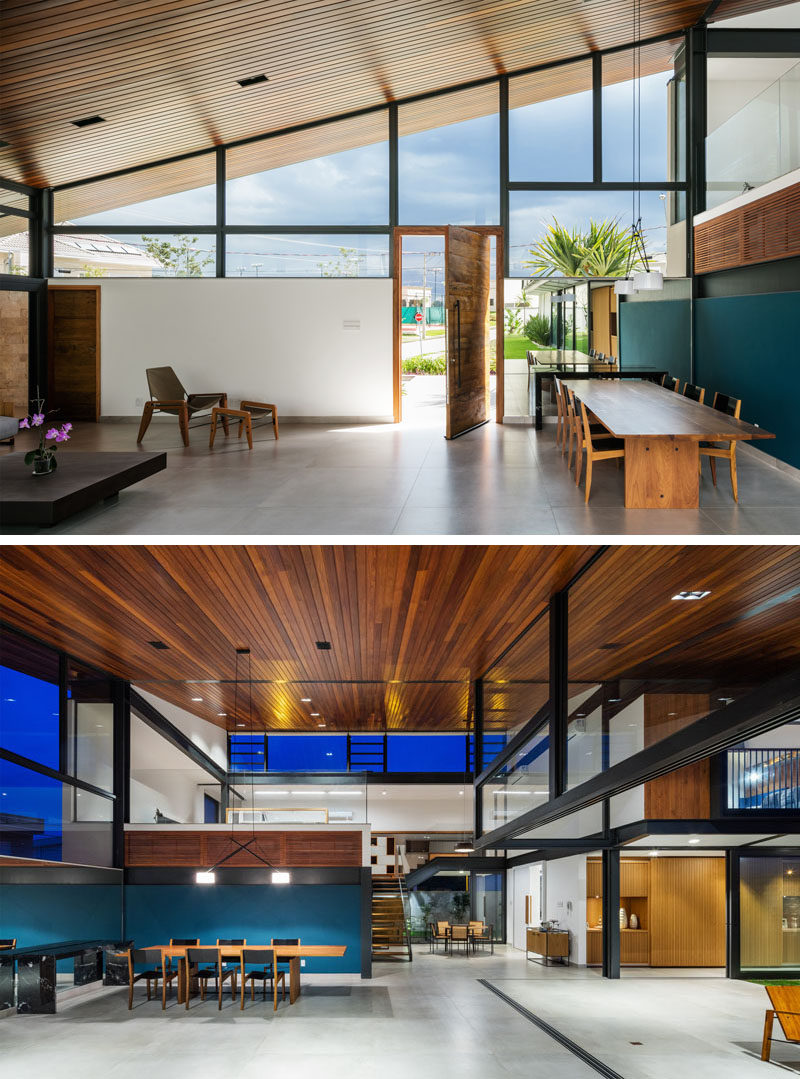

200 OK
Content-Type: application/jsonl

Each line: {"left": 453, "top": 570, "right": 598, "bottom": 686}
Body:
{"left": 405, "top": 855, "right": 506, "bottom": 890}
{"left": 360, "top": 867, "right": 372, "bottom": 979}
{"left": 592, "top": 52, "right": 603, "bottom": 184}
{"left": 477, "top": 670, "right": 800, "bottom": 850}
{"left": 129, "top": 688, "right": 227, "bottom": 784}
{"left": 602, "top": 849, "right": 620, "bottom": 979}
{"left": 112, "top": 680, "right": 130, "bottom": 869}
{"left": 549, "top": 591, "right": 568, "bottom": 801}
{"left": 499, "top": 75, "right": 510, "bottom": 278}
{"left": 707, "top": 28, "right": 800, "bottom": 55}
{"left": 726, "top": 849, "right": 739, "bottom": 978}
{"left": 215, "top": 146, "right": 225, "bottom": 278}
{"left": 0, "top": 747, "right": 115, "bottom": 801}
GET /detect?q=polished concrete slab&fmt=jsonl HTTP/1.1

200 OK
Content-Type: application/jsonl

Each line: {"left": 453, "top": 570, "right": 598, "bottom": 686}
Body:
{"left": 2, "top": 398, "right": 798, "bottom": 536}
{"left": 3, "top": 949, "right": 793, "bottom": 1078}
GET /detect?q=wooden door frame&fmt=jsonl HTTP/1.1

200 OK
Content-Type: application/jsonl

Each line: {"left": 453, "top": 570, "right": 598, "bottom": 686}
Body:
{"left": 392, "top": 226, "right": 504, "bottom": 425}
{"left": 47, "top": 283, "right": 102, "bottom": 422}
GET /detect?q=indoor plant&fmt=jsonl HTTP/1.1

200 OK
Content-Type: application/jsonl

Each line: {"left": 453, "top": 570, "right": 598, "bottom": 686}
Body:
{"left": 19, "top": 396, "right": 72, "bottom": 475}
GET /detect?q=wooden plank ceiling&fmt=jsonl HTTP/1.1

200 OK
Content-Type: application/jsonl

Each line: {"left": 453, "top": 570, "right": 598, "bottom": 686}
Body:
{"left": 0, "top": 544, "right": 594, "bottom": 731}
{"left": 1, "top": 544, "right": 798, "bottom": 733}
{"left": 0, "top": 0, "right": 788, "bottom": 195}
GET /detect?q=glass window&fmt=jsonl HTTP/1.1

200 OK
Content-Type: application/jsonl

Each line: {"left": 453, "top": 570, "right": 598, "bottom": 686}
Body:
{"left": 399, "top": 84, "right": 499, "bottom": 225}
{"left": 0, "top": 186, "right": 30, "bottom": 213}
{"left": 602, "top": 41, "right": 685, "bottom": 182}
{"left": 0, "top": 223, "right": 29, "bottom": 275}
{"left": 66, "top": 662, "right": 114, "bottom": 793}
{"left": 508, "top": 189, "right": 669, "bottom": 276}
{"left": 267, "top": 734, "right": 347, "bottom": 772}
{"left": 509, "top": 61, "right": 593, "bottom": 181}
{"left": 480, "top": 724, "right": 549, "bottom": 834}
{"left": 386, "top": 734, "right": 466, "bottom": 772}
{"left": 225, "top": 233, "right": 389, "bottom": 277}
{"left": 226, "top": 113, "right": 389, "bottom": 225}
{"left": 706, "top": 56, "right": 800, "bottom": 211}
{"left": 349, "top": 734, "right": 385, "bottom": 772}
{"left": 50, "top": 231, "right": 216, "bottom": 278}
{"left": 740, "top": 854, "right": 800, "bottom": 971}
{"left": 53, "top": 156, "right": 216, "bottom": 225}
{"left": 483, "top": 610, "right": 549, "bottom": 738}
{"left": 0, "top": 628, "right": 60, "bottom": 768}
{"left": 229, "top": 733, "right": 267, "bottom": 772}
{"left": 0, "top": 758, "right": 64, "bottom": 861}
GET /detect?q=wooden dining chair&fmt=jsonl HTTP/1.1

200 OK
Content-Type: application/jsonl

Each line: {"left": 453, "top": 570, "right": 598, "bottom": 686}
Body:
{"left": 682, "top": 382, "right": 705, "bottom": 404}
{"left": 565, "top": 387, "right": 615, "bottom": 473}
{"left": 185, "top": 947, "right": 237, "bottom": 1009}
{"left": 699, "top": 391, "right": 742, "bottom": 501}
{"left": 575, "top": 397, "right": 625, "bottom": 503}
{"left": 0, "top": 939, "right": 17, "bottom": 950}
{"left": 271, "top": 937, "right": 300, "bottom": 985}
{"left": 240, "top": 948, "right": 286, "bottom": 1010}
{"left": 661, "top": 374, "right": 680, "bottom": 392}
{"left": 553, "top": 376, "right": 566, "bottom": 448}
{"left": 449, "top": 924, "right": 471, "bottom": 957}
{"left": 125, "top": 948, "right": 170, "bottom": 1010}
{"left": 137, "top": 366, "right": 228, "bottom": 446}
{"left": 166, "top": 937, "right": 198, "bottom": 971}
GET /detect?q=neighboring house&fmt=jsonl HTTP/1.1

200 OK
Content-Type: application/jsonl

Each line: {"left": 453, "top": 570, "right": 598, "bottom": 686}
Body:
{"left": 0, "top": 225, "right": 161, "bottom": 276}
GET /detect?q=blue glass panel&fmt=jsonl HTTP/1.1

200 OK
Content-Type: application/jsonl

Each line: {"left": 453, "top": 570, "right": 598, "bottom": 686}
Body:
{"left": 229, "top": 734, "right": 266, "bottom": 772}
{"left": 386, "top": 735, "right": 467, "bottom": 773}
{"left": 470, "top": 733, "right": 507, "bottom": 770}
{"left": 349, "top": 734, "right": 385, "bottom": 772}
{"left": 0, "top": 758, "right": 63, "bottom": 861}
{"left": 267, "top": 735, "right": 347, "bottom": 772}
{"left": 0, "top": 665, "right": 60, "bottom": 768}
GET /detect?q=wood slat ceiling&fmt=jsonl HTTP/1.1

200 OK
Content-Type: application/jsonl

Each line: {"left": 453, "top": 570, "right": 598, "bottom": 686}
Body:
{"left": 0, "top": 0, "right": 788, "bottom": 194}
{"left": 1, "top": 544, "right": 798, "bottom": 732}
{"left": 0, "top": 544, "right": 593, "bottom": 730}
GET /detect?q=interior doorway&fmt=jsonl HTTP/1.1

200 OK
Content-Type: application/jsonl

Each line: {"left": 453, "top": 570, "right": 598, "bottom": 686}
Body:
{"left": 392, "top": 226, "right": 504, "bottom": 431}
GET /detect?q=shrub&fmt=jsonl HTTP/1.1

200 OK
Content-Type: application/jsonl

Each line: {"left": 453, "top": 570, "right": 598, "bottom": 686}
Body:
{"left": 402, "top": 353, "right": 447, "bottom": 375}
{"left": 524, "top": 314, "right": 551, "bottom": 346}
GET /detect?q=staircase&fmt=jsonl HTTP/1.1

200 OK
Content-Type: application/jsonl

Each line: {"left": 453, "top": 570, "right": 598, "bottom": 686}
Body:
{"left": 371, "top": 874, "right": 413, "bottom": 961}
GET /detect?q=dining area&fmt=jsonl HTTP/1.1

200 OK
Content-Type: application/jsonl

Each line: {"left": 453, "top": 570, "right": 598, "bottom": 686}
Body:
{"left": 119, "top": 938, "right": 347, "bottom": 1013}
{"left": 428, "top": 920, "right": 495, "bottom": 956}
{"left": 547, "top": 364, "right": 775, "bottom": 509}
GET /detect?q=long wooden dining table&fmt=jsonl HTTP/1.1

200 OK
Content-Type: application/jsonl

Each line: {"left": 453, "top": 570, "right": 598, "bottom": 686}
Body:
{"left": 145, "top": 943, "right": 347, "bottom": 1009}
{"left": 561, "top": 378, "right": 775, "bottom": 508}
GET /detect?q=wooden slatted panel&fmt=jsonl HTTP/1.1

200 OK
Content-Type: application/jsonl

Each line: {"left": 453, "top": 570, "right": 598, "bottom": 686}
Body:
{"left": 649, "top": 857, "right": 726, "bottom": 966}
{"left": 124, "top": 829, "right": 361, "bottom": 866}
{"left": 0, "top": 545, "right": 593, "bottom": 731}
{"left": 694, "top": 182, "right": 800, "bottom": 274}
{"left": 567, "top": 545, "right": 800, "bottom": 683}
{"left": 0, "top": 0, "right": 787, "bottom": 190}
{"left": 643, "top": 694, "right": 712, "bottom": 818}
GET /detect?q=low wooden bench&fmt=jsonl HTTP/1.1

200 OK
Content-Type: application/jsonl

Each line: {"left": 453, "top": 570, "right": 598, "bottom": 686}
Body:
{"left": 762, "top": 985, "right": 800, "bottom": 1062}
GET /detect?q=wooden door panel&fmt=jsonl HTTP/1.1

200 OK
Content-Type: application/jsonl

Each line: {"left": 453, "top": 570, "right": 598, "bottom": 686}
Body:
{"left": 47, "top": 286, "right": 100, "bottom": 422}
{"left": 446, "top": 226, "right": 490, "bottom": 439}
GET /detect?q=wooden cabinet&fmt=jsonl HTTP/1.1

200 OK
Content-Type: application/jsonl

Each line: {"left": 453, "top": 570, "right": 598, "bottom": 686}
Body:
{"left": 649, "top": 856, "right": 725, "bottom": 966}
{"left": 586, "top": 929, "right": 602, "bottom": 966}
{"left": 621, "top": 859, "right": 649, "bottom": 898}
{"left": 526, "top": 928, "right": 569, "bottom": 963}
{"left": 587, "top": 859, "right": 602, "bottom": 898}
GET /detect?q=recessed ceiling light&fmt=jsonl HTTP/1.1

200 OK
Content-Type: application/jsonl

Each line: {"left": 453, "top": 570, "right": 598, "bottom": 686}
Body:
{"left": 671, "top": 590, "right": 711, "bottom": 601}
{"left": 71, "top": 114, "right": 105, "bottom": 128}
{"left": 688, "top": 838, "right": 701, "bottom": 845}
{"left": 315, "top": 641, "right": 332, "bottom": 650}
{"left": 217, "top": 712, "right": 227, "bottom": 717}
{"left": 148, "top": 640, "right": 169, "bottom": 649}
{"left": 310, "top": 712, "right": 320, "bottom": 716}
{"left": 381, "top": 790, "right": 387, "bottom": 795}
{"left": 236, "top": 73, "right": 269, "bottom": 88}
{"left": 237, "top": 723, "right": 246, "bottom": 728}
{"left": 191, "top": 697, "right": 203, "bottom": 702}
{"left": 459, "top": 790, "right": 464, "bottom": 795}
{"left": 317, "top": 723, "right": 326, "bottom": 728}
{"left": 300, "top": 698, "right": 312, "bottom": 702}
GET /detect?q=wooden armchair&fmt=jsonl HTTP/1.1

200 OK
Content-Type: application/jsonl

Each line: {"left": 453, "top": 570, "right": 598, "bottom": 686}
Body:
{"left": 762, "top": 985, "right": 800, "bottom": 1062}
{"left": 700, "top": 392, "right": 742, "bottom": 501}
{"left": 449, "top": 924, "right": 471, "bottom": 956}
{"left": 137, "top": 366, "right": 227, "bottom": 446}
{"left": 429, "top": 922, "right": 449, "bottom": 953}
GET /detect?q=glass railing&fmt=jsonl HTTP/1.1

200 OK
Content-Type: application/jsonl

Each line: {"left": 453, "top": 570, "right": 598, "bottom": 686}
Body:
{"left": 706, "top": 60, "right": 800, "bottom": 211}
{"left": 727, "top": 748, "right": 800, "bottom": 810}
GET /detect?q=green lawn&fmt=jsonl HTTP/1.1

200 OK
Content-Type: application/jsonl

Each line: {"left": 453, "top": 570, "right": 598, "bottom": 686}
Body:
{"left": 749, "top": 979, "right": 800, "bottom": 986}
{"left": 504, "top": 334, "right": 533, "bottom": 359}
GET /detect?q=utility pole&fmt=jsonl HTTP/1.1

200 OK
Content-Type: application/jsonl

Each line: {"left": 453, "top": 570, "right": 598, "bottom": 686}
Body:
{"left": 420, "top": 250, "right": 427, "bottom": 341}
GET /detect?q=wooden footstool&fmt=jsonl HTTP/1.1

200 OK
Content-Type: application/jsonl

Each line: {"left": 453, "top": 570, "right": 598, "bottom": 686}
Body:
{"left": 240, "top": 400, "right": 279, "bottom": 441}
{"left": 209, "top": 406, "right": 253, "bottom": 450}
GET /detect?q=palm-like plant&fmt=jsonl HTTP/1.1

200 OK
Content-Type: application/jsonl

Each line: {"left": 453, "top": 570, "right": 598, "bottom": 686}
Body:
{"left": 523, "top": 217, "right": 647, "bottom": 278}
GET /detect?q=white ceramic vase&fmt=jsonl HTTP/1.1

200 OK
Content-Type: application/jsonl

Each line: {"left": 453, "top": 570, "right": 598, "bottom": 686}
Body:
{"left": 619, "top": 906, "right": 628, "bottom": 929}
{"left": 630, "top": 913, "right": 639, "bottom": 929}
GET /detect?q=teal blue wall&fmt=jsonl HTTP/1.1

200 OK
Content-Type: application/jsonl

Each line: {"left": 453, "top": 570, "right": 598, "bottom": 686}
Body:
{"left": 124, "top": 884, "right": 361, "bottom": 973}
{"left": 695, "top": 292, "right": 800, "bottom": 470}
{"left": 619, "top": 299, "right": 691, "bottom": 384}
{"left": 0, "top": 884, "right": 122, "bottom": 946}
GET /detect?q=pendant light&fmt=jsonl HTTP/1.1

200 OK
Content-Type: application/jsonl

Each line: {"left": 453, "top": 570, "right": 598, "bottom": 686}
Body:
{"left": 195, "top": 647, "right": 291, "bottom": 885}
{"left": 454, "top": 711, "right": 474, "bottom": 853}
{"left": 616, "top": 0, "right": 663, "bottom": 296}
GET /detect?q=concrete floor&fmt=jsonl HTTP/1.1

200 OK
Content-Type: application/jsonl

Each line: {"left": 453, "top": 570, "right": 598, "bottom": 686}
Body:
{"left": 2, "top": 380, "right": 799, "bottom": 535}
{"left": 3, "top": 949, "right": 795, "bottom": 1078}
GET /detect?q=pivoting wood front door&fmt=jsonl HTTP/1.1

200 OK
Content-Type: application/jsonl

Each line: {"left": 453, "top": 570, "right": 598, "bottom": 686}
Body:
{"left": 445, "top": 226, "right": 490, "bottom": 439}
{"left": 47, "top": 285, "right": 100, "bottom": 421}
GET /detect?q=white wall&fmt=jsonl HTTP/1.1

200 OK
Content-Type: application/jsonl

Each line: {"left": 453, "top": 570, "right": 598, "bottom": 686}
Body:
{"left": 544, "top": 854, "right": 589, "bottom": 966}
{"left": 69, "top": 278, "right": 394, "bottom": 420}
{"left": 136, "top": 689, "right": 228, "bottom": 769}
{"left": 507, "top": 862, "right": 543, "bottom": 950}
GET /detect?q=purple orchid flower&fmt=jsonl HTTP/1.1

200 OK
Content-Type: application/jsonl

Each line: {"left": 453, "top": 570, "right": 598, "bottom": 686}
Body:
{"left": 62, "top": 422, "right": 73, "bottom": 432}
{"left": 55, "top": 430, "right": 70, "bottom": 443}
{"left": 46, "top": 428, "right": 59, "bottom": 440}
{"left": 31, "top": 413, "right": 45, "bottom": 426}
{"left": 19, "top": 417, "right": 30, "bottom": 429}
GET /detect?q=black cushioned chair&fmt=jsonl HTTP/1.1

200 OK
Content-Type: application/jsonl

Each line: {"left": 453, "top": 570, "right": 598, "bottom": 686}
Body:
{"left": 137, "top": 366, "right": 228, "bottom": 446}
